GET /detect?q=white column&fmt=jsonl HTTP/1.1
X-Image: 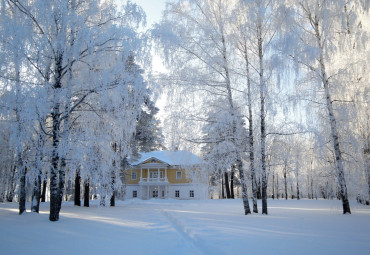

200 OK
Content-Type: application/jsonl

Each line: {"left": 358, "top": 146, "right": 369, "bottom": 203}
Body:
{"left": 157, "top": 168, "right": 159, "bottom": 181}
{"left": 165, "top": 168, "right": 167, "bottom": 181}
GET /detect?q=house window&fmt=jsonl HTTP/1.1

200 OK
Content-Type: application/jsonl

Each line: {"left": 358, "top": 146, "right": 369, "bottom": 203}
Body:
{"left": 153, "top": 190, "right": 158, "bottom": 198}
{"left": 162, "top": 190, "right": 165, "bottom": 197}
{"left": 150, "top": 171, "right": 163, "bottom": 178}
{"left": 176, "top": 171, "right": 182, "bottom": 179}
{"left": 133, "top": 190, "right": 137, "bottom": 198}
{"left": 131, "top": 172, "right": 137, "bottom": 180}
{"left": 175, "top": 190, "right": 180, "bottom": 198}
{"left": 190, "top": 190, "right": 194, "bottom": 198}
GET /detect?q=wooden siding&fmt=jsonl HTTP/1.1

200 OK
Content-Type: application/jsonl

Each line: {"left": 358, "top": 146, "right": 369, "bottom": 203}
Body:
{"left": 125, "top": 167, "right": 191, "bottom": 184}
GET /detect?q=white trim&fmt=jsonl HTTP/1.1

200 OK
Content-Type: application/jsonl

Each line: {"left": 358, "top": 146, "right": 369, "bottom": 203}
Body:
{"left": 125, "top": 183, "right": 208, "bottom": 200}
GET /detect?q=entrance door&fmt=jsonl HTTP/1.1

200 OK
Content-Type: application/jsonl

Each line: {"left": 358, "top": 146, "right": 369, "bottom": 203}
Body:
{"left": 153, "top": 190, "right": 158, "bottom": 198}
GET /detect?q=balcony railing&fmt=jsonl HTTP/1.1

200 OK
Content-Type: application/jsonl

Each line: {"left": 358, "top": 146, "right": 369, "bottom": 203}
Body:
{"left": 140, "top": 177, "right": 168, "bottom": 183}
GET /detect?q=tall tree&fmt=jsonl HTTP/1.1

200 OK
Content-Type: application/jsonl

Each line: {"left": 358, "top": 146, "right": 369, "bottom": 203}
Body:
{"left": 233, "top": 1, "right": 260, "bottom": 212}
{"left": 0, "top": 1, "right": 35, "bottom": 214}
{"left": 132, "top": 95, "right": 165, "bottom": 155}
{"left": 155, "top": 0, "right": 251, "bottom": 214}
{"left": 284, "top": 0, "right": 369, "bottom": 213}
{"left": 238, "top": 0, "right": 283, "bottom": 214}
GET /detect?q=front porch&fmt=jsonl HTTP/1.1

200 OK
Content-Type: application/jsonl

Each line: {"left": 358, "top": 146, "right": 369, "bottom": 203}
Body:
{"left": 131, "top": 162, "right": 171, "bottom": 199}
{"left": 139, "top": 184, "right": 169, "bottom": 200}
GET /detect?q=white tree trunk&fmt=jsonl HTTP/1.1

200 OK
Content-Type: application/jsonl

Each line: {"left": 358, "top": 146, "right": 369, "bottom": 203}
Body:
{"left": 14, "top": 57, "right": 26, "bottom": 215}
{"left": 221, "top": 32, "right": 251, "bottom": 215}
{"left": 313, "top": 16, "right": 351, "bottom": 214}
{"left": 244, "top": 46, "right": 258, "bottom": 213}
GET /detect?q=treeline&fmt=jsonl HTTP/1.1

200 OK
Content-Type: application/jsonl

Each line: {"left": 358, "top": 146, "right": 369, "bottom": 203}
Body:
{"left": 154, "top": 0, "right": 369, "bottom": 214}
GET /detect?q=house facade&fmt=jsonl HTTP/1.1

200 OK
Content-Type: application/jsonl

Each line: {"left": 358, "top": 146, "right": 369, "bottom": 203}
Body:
{"left": 124, "top": 151, "right": 208, "bottom": 200}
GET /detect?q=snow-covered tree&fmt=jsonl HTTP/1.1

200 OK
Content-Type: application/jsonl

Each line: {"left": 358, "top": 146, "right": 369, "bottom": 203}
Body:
{"left": 1, "top": 0, "right": 148, "bottom": 220}
{"left": 202, "top": 101, "right": 248, "bottom": 199}
{"left": 154, "top": 0, "right": 252, "bottom": 214}
{"left": 284, "top": 0, "right": 369, "bottom": 213}
{"left": 132, "top": 95, "right": 165, "bottom": 154}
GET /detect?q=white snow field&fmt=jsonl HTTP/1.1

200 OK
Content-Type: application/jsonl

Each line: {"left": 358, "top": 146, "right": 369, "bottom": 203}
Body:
{"left": 1, "top": 199, "right": 370, "bottom": 255}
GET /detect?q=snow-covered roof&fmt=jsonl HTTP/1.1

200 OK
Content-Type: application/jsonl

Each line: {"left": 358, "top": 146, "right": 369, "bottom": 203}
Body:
{"left": 130, "top": 150, "right": 203, "bottom": 166}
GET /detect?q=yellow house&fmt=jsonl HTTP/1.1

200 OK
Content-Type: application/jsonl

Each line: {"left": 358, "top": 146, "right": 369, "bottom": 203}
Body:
{"left": 124, "top": 151, "right": 208, "bottom": 200}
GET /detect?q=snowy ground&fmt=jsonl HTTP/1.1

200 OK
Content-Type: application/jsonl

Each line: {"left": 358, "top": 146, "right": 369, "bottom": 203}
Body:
{"left": 1, "top": 199, "right": 370, "bottom": 255}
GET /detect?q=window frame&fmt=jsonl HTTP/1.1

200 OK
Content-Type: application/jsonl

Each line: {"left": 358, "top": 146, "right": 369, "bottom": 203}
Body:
{"left": 133, "top": 190, "right": 137, "bottom": 198}
{"left": 149, "top": 171, "right": 163, "bottom": 178}
{"left": 175, "top": 190, "right": 180, "bottom": 198}
{"left": 149, "top": 171, "right": 156, "bottom": 178}
{"left": 131, "top": 171, "right": 137, "bottom": 180}
{"left": 176, "top": 171, "right": 182, "bottom": 180}
{"left": 189, "top": 190, "right": 194, "bottom": 198}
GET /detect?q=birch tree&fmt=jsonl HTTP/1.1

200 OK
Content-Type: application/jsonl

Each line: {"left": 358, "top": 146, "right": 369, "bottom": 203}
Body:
{"left": 285, "top": 0, "right": 369, "bottom": 213}
{"left": 236, "top": 0, "right": 283, "bottom": 214}
{"left": 154, "top": 0, "right": 251, "bottom": 214}
{"left": 0, "top": 1, "right": 37, "bottom": 214}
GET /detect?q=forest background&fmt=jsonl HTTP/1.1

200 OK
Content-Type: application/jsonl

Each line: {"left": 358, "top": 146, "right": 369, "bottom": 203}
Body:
{"left": 0, "top": 0, "right": 369, "bottom": 221}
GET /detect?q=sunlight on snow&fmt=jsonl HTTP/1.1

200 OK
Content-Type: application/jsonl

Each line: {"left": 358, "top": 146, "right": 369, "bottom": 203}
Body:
{"left": 60, "top": 212, "right": 154, "bottom": 229}
{"left": 0, "top": 207, "right": 18, "bottom": 213}
{"left": 269, "top": 207, "right": 333, "bottom": 211}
